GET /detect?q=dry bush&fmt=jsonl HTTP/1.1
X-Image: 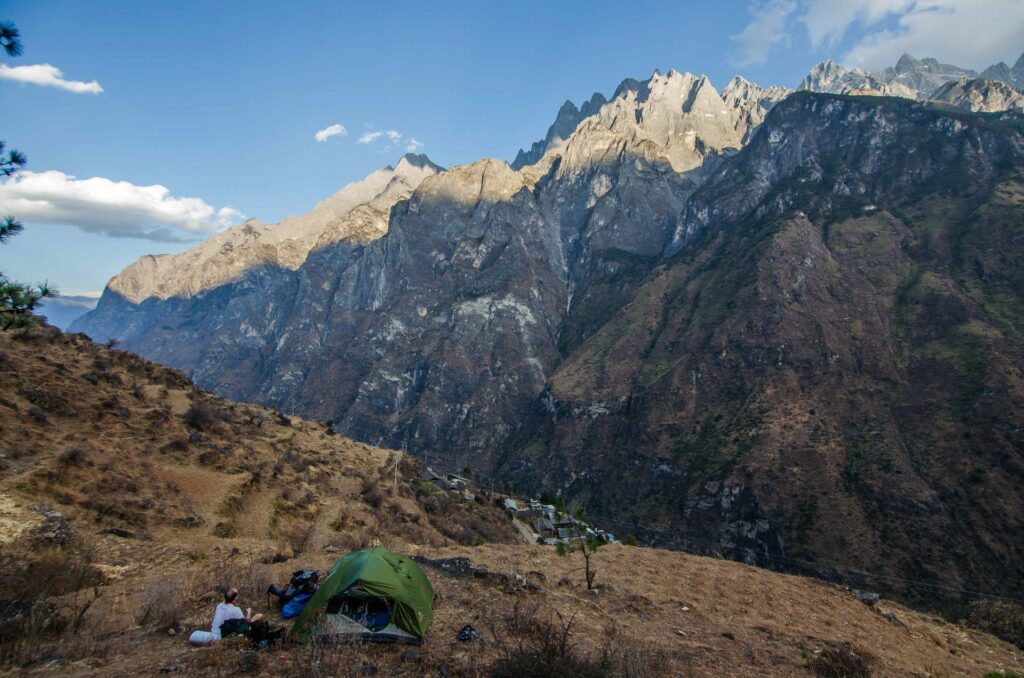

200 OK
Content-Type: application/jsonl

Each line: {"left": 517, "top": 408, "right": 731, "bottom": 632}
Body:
{"left": 485, "top": 601, "right": 657, "bottom": 678}
{"left": 361, "top": 477, "right": 385, "bottom": 509}
{"left": 280, "top": 521, "right": 316, "bottom": 557}
{"left": 0, "top": 539, "right": 109, "bottom": 668}
{"left": 966, "top": 599, "right": 1024, "bottom": 650}
{"left": 283, "top": 627, "right": 370, "bottom": 678}
{"left": 185, "top": 399, "right": 225, "bottom": 432}
{"left": 807, "top": 643, "right": 872, "bottom": 678}
{"left": 135, "top": 580, "right": 186, "bottom": 631}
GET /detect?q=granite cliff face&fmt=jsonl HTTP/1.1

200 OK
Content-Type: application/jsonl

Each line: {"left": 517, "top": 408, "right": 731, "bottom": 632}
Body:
{"left": 74, "top": 73, "right": 1024, "bottom": 601}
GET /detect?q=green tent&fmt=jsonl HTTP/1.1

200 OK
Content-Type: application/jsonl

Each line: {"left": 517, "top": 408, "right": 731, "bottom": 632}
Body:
{"left": 291, "top": 547, "right": 435, "bottom": 644}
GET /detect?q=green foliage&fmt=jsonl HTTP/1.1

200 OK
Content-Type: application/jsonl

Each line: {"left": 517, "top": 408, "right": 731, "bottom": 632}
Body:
{"left": 0, "top": 25, "right": 51, "bottom": 330}
{"left": 0, "top": 141, "right": 26, "bottom": 177}
{"left": 418, "top": 480, "right": 441, "bottom": 495}
{"left": 0, "top": 21, "right": 21, "bottom": 57}
{"left": 553, "top": 505, "right": 601, "bottom": 589}
{"left": 0, "top": 248, "right": 55, "bottom": 331}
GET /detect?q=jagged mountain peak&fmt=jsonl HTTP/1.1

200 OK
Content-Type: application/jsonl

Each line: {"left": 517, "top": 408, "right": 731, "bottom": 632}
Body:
{"left": 395, "top": 152, "right": 443, "bottom": 173}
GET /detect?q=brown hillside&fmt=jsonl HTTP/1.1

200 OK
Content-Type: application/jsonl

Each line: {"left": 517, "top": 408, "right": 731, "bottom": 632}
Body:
{"left": 0, "top": 325, "right": 1021, "bottom": 676}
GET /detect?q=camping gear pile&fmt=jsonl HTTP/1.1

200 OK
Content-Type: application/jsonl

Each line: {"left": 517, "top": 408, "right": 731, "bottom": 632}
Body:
{"left": 268, "top": 568, "right": 321, "bottom": 619}
{"left": 291, "top": 547, "right": 436, "bottom": 645}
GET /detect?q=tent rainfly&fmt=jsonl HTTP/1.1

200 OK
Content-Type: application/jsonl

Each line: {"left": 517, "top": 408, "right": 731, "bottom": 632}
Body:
{"left": 290, "top": 547, "right": 435, "bottom": 645}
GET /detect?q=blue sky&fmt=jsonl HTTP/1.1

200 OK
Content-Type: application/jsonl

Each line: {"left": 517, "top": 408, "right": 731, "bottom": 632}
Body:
{"left": 1, "top": 0, "right": 1022, "bottom": 294}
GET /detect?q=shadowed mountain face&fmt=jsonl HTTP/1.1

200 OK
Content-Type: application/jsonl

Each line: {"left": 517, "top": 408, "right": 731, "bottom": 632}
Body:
{"left": 509, "top": 95, "right": 1024, "bottom": 600}
{"left": 74, "top": 84, "right": 1024, "bottom": 602}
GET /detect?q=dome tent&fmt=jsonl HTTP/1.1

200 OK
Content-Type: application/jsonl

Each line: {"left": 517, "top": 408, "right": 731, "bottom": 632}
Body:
{"left": 290, "top": 547, "right": 435, "bottom": 644}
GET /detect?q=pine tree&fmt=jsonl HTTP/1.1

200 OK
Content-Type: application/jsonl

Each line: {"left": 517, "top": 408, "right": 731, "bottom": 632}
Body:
{"left": 1, "top": 21, "right": 55, "bottom": 329}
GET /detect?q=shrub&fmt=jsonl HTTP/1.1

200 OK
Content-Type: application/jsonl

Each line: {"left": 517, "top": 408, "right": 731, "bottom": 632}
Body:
{"left": 486, "top": 602, "right": 657, "bottom": 678}
{"left": 360, "top": 478, "right": 385, "bottom": 509}
{"left": 135, "top": 581, "right": 185, "bottom": 631}
{"left": 807, "top": 643, "right": 871, "bottom": 678}
{"left": 57, "top": 447, "right": 88, "bottom": 468}
{"left": 184, "top": 400, "right": 224, "bottom": 431}
{"left": 966, "top": 599, "right": 1024, "bottom": 650}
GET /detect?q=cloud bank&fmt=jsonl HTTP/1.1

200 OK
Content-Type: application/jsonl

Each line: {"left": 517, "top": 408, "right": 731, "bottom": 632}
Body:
{"left": 314, "top": 123, "right": 347, "bottom": 142}
{"left": 731, "top": 1, "right": 797, "bottom": 67}
{"left": 733, "top": 0, "right": 1024, "bottom": 71}
{"left": 0, "top": 170, "right": 243, "bottom": 242}
{"left": 0, "top": 63, "right": 103, "bottom": 94}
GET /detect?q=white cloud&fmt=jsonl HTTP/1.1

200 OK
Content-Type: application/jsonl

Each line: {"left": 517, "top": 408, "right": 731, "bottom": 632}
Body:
{"left": 386, "top": 130, "right": 402, "bottom": 141}
{"left": 730, "top": 0, "right": 797, "bottom": 66}
{"left": 735, "top": 0, "right": 1024, "bottom": 71}
{"left": 314, "top": 123, "right": 347, "bottom": 142}
{"left": 840, "top": 0, "right": 1024, "bottom": 70}
{"left": 0, "top": 63, "right": 103, "bottom": 94}
{"left": 405, "top": 138, "right": 424, "bottom": 152}
{"left": 801, "top": 0, "right": 913, "bottom": 48}
{"left": 358, "top": 130, "right": 384, "bottom": 144}
{"left": 0, "top": 170, "right": 243, "bottom": 242}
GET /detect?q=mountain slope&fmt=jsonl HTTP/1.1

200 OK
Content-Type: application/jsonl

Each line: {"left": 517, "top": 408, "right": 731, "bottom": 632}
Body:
{"left": 71, "top": 81, "right": 1024, "bottom": 605}
{"left": 512, "top": 93, "right": 1024, "bottom": 602}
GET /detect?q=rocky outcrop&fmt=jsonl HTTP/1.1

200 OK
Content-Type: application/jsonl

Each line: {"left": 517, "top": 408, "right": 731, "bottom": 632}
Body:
{"left": 799, "top": 58, "right": 918, "bottom": 99}
{"left": 800, "top": 51, "right": 1024, "bottom": 107}
{"left": 931, "top": 77, "right": 1024, "bottom": 113}
{"left": 511, "top": 92, "right": 607, "bottom": 169}
{"left": 512, "top": 70, "right": 782, "bottom": 172}
{"left": 721, "top": 76, "right": 791, "bottom": 143}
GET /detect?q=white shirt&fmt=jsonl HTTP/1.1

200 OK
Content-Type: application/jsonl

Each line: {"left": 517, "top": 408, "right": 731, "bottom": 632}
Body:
{"left": 211, "top": 602, "right": 244, "bottom": 639}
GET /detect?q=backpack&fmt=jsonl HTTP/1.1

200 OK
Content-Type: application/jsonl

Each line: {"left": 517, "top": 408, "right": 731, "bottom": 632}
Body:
{"left": 219, "top": 618, "right": 249, "bottom": 638}
{"left": 245, "top": 620, "right": 284, "bottom": 649}
{"left": 268, "top": 568, "right": 319, "bottom": 607}
{"left": 281, "top": 592, "right": 313, "bottom": 619}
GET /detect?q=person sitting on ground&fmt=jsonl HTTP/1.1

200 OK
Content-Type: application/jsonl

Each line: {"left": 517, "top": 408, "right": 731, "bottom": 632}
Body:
{"left": 188, "top": 587, "right": 265, "bottom": 645}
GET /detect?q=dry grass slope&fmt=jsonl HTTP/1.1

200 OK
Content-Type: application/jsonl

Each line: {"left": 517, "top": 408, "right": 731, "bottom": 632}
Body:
{"left": 0, "top": 323, "right": 1021, "bottom": 676}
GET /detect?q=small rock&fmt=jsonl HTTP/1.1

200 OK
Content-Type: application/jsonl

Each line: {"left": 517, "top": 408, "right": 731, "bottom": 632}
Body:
{"left": 400, "top": 650, "right": 420, "bottom": 662}
{"left": 682, "top": 606, "right": 689, "bottom": 612}
{"left": 167, "top": 627, "right": 177, "bottom": 636}
{"left": 721, "top": 631, "right": 736, "bottom": 641}
{"left": 882, "top": 611, "right": 907, "bottom": 629}
{"left": 360, "top": 664, "right": 378, "bottom": 676}
{"left": 239, "top": 652, "right": 258, "bottom": 673}
{"left": 675, "top": 629, "right": 686, "bottom": 636}
{"left": 855, "top": 590, "right": 880, "bottom": 606}
{"left": 437, "top": 661, "right": 450, "bottom": 678}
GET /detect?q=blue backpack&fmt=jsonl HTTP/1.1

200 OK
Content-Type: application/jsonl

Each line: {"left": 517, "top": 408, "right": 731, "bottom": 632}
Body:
{"left": 281, "top": 592, "right": 313, "bottom": 619}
